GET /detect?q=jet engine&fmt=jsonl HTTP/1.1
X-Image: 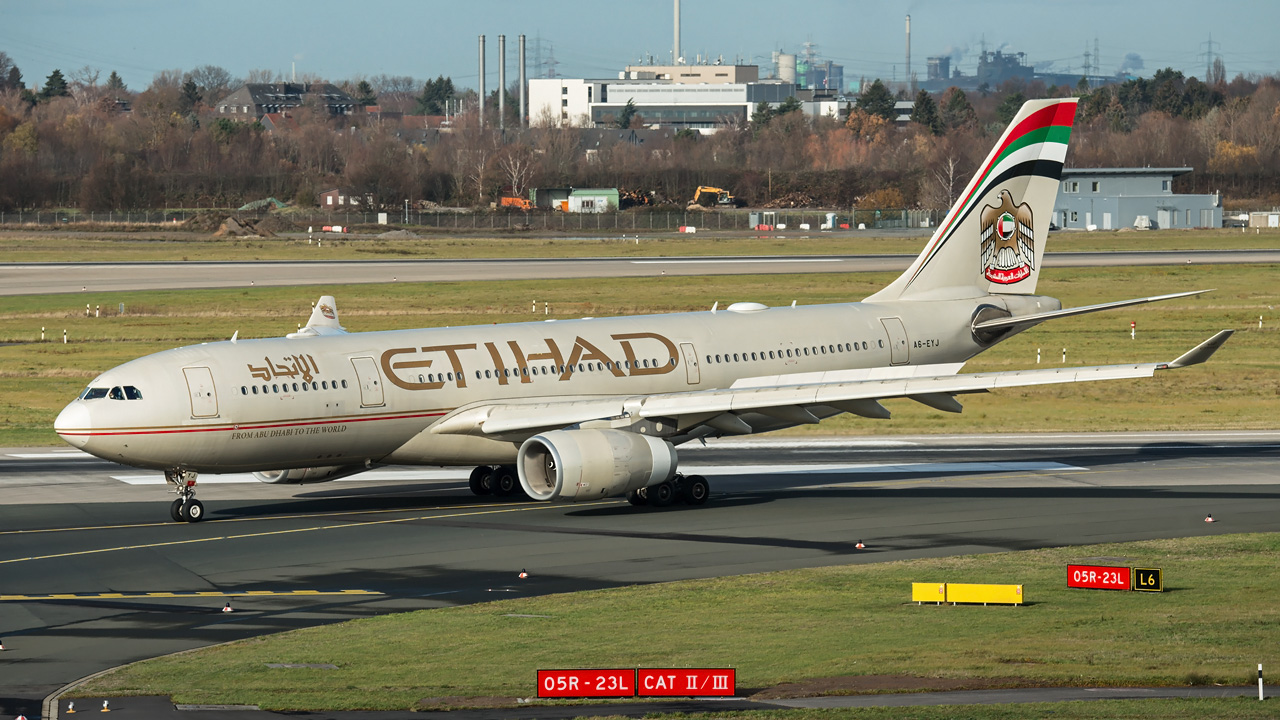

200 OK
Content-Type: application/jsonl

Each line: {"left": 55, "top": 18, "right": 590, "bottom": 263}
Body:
{"left": 253, "top": 465, "right": 368, "bottom": 484}
{"left": 517, "top": 429, "right": 677, "bottom": 502}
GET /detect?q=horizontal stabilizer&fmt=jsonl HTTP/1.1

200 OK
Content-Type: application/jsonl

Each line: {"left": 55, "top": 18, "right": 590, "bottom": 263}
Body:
{"left": 1166, "top": 329, "right": 1234, "bottom": 368}
{"left": 973, "top": 289, "right": 1211, "bottom": 331}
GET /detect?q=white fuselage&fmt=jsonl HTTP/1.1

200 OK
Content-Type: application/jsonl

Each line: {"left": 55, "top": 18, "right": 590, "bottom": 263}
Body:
{"left": 55, "top": 294, "right": 1048, "bottom": 474}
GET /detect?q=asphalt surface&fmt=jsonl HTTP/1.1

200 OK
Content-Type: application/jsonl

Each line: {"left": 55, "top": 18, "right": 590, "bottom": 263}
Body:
{"left": 3, "top": 431, "right": 1280, "bottom": 718}
{"left": 2, "top": 249, "right": 1278, "bottom": 295}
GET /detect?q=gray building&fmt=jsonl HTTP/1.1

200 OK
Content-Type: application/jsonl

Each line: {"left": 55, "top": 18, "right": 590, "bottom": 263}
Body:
{"left": 215, "top": 82, "right": 357, "bottom": 117}
{"left": 1053, "top": 168, "right": 1221, "bottom": 230}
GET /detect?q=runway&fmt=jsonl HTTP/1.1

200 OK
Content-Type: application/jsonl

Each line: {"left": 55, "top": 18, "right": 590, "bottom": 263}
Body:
{"left": 1, "top": 249, "right": 1278, "bottom": 295}
{"left": 2, "top": 431, "right": 1279, "bottom": 715}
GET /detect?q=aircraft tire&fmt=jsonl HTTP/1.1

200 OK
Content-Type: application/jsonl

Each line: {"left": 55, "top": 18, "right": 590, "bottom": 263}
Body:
{"left": 469, "top": 466, "right": 493, "bottom": 496}
{"left": 685, "top": 475, "right": 710, "bottom": 506}
{"left": 627, "top": 489, "right": 648, "bottom": 506}
{"left": 181, "top": 498, "right": 205, "bottom": 523}
{"left": 492, "top": 466, "right": 519, "bottom": 496}
{"left": 169, "top": 498, "right": 185, "bottom": 523}
{"left": 648, "top": 481, "right": 676, "bottom": 507}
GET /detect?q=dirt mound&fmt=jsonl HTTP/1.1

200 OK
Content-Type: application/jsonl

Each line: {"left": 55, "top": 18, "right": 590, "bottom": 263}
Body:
{"left": 253, "top": 214, "right": 299, "bottom": 234}
{"left": 212, "top": 216, "right": 275, "bottom": 237}
{"left": 182, "top": 211, "right": 230, "bottom": 232}
{"left": 763, "top": 191, "right": 819, "bottom": 208}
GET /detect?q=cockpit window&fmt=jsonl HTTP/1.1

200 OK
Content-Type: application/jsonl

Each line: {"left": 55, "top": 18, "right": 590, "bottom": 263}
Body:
{"left": 124, "top": 386, "right": 143, "bottom": 400}
{"left": 108, "top": 387, "right": 125, "bottom": 400}
{"left": 81, "top": 387, "right": 108, "bottom": 400}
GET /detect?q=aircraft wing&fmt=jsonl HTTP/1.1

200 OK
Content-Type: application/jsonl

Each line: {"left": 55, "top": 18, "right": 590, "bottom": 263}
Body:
{"left": 430, "top": 330, "right": 1233, "bottom": 441}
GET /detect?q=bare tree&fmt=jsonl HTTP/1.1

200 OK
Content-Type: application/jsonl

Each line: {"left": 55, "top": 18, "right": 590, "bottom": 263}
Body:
{"left": 188, "top": 65, "right": 234, "bottom": 102}
{"left": 496, "top": 143, "right": 536, "bottom": 198}
{"left": 149, "top": 68, "right": 184, "bottom": 91}
{"left": 68, "top": 65, "right": 101, "bottom": 106}
{"left": 245, "top": 68, "right": 282, "bottom": 84}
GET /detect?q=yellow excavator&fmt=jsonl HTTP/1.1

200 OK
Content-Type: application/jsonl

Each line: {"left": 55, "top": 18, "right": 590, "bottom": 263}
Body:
{"left": 691, "top": 186, "right": 737, "bottom": 207}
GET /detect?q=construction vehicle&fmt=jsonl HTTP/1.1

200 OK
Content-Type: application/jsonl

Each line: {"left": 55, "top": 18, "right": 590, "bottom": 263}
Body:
{"left": 691, "top": 186, "right": 737, "bottom": 207}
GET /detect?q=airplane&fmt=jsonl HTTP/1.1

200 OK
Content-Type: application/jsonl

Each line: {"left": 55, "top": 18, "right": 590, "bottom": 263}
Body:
{"left": 54, "top": 98, "right": 1234, "bottom": 523}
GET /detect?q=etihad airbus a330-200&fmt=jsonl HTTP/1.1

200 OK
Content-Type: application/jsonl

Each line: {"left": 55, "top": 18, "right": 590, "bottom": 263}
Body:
{"left": 55, "top": 98, "right": 1233, "bottom": 522}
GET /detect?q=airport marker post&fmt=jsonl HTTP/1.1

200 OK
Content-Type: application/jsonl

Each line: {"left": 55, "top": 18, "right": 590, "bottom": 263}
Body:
{"left": 1260, "top": 664, "right": 1264, "bottom": 701}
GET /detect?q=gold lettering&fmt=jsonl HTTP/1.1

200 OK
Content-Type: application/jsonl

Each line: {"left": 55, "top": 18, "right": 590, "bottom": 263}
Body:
{"left": 560, "top": 336, "right": 623, "bottom": 380}
{"left": 484, "top": 342, "right": 508, "bottom": 385}
{"left": 421, "top": 344, "right": 475, "bottom": 388}
{"left": 613, "top": 332, "right": 679, "bottom": 376}
{"left": 380, "top": 348, "right": 443, "bottom": 391}
{"left": 506, "top": 341, "right": 534, "bottom": 383}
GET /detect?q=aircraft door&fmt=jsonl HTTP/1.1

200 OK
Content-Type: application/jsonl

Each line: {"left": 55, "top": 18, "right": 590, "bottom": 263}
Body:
{"left": 880, "top": 317, "right": 910, "bottom": 366}
{"left": 679, "top": 342, "right": 700, "bottom": 385}
{"left": 350, "top": 356, "right": 385, "bottom": 407}
{"left": 182, "top": 366, "right": 219, "bottom": 418}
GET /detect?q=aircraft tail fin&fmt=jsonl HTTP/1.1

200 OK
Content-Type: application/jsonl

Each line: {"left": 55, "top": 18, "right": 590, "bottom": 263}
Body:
{"left": 866, "top": 98, "right": 1078, "bottom": 302}
{"left": 289, "top": 296, "right": 347, "bottom": 338}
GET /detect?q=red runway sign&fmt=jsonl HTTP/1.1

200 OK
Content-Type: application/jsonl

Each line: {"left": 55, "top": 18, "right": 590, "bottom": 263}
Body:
{"left": 536, "top": 669, "right": 634, "bottom": 698}
{"left": 1067, "top": 564, "right": 1131, "bottom": 591}
{"left": 638, "top": 668, "right": 736, "bottom": 697}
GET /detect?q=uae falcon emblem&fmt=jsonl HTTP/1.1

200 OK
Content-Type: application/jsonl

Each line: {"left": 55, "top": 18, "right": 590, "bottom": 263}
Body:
{"left": 319, "top": 303, "right": 336, "bottom": 319}
{"left": 979, "top": 189, "right": 1035, "bottom": 284}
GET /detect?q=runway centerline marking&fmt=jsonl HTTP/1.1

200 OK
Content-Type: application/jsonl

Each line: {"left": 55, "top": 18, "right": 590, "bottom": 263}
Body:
{"left": 0, "top": 501, "right": 616, "bottom": 566}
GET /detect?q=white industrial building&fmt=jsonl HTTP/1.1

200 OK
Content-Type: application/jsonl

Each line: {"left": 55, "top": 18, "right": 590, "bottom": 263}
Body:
{"left": 529, "top": 75, "right": 798, "bottom": 130}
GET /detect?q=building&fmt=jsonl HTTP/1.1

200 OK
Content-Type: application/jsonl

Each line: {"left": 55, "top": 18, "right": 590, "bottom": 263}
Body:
{"left": 260, "top": 112, "right": 300, "bottom": 133}
{"left": 215, "top": 83, "right": 357, "bottom": 117}
{"left": 530, "top": 75, "right": 798, "bottom": 130}
{"left": 622, "top": 64, "right": 758, "bottom": 84}
{"left": 567, "top": 188, "right": 620, "bottom": 213}
{"left": 1053, "top": 168, "right": 1222, "bottom": 230}
{"left": 318, "top": 189, "right": 364, "bottom": 208}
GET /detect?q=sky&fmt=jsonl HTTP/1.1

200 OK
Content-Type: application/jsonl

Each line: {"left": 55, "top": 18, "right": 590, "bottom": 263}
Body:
{"left": 3, "top": 0, "right": 1278, "bottom": 96}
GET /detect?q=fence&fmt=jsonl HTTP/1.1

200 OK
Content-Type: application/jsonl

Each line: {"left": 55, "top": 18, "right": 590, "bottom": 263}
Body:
{"left": 0, "top": 208, "right": 944, "bottom": 232}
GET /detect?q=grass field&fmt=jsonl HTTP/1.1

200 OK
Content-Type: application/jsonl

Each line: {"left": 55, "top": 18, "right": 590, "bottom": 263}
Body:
{"left": 0, "top": 227, "right": 1277, "bottom": 262}
{"left": 74, "top": 533, "right": 1280, "bottom": 712}
{"left": 521, "top": 701, "right": 1280, "bottom": 719}
{"left": 2, "top": 264, "right": 1276, "bottom": 446}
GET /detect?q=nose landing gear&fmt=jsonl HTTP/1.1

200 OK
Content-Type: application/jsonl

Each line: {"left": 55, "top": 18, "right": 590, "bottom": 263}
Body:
{"left": 165, "top": 468, "right": 205, "bottom": 523}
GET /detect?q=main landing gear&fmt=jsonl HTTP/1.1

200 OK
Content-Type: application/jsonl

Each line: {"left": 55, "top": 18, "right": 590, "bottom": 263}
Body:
{"left": 165, "top": 468, "right": 205, "bottom": 523}
{"left": 468, "top": 465, "right": 527, "bottom": 499}
{"left": 626, "top": 473, "right": 710, "bottom": 508}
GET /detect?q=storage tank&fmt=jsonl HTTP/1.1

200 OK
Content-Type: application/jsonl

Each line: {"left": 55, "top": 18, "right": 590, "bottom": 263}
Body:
{"left": 778, "top": 53, "right": 796, "bottom": 84}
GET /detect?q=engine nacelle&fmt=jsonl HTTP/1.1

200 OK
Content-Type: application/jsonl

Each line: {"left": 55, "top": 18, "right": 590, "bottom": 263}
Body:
{"left": 253, "top": 465, "right": 368, "bottom": 485}
{"left": 517, "top": 429, "right": 677, "bottom": 502}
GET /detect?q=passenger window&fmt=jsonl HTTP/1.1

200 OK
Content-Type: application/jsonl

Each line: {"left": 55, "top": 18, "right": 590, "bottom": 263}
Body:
{"left": 124, "top": 386, "right": 143, "bottom": 400}
{"left": 292, "top": 383, "right": 299, "bottom": 392}
{"left": 322, "top": 381, "right": 328, "bottom": 389}
{"left": 311, "top": 382, "right": 318, "bottom": 390}
{"left": 241, "top": 386, "right": 248, "bottom": 395}
{"left": 262, "top": 385, "right": 269, "bottom": 394}
{"left": 448, "top": 372, "right": 454, "bottom": 381}
{"left": 301, "top": 383, "right": 307, "bottom": 392}
{"left": 786, "top": 349, "right": 793, "bottom": 357}
{"left": 485, "top": 370, "right": 492, "bottom": 379}
{"left": 272, "top": 384, "right": 279, "bottom": 393}
{"left": 862, "top": 341, "right": 869, "bottom": 350}
{"left": 342, "top": 380, "right": 348, "bottom": 389}
{"left": 252, "top": 386, "right": 259, "bottom": 394}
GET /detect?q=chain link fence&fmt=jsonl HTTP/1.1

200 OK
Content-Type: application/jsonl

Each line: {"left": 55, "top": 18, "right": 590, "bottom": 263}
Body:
{"left": 0, "top": 208, "right": 943, "bottom": 232}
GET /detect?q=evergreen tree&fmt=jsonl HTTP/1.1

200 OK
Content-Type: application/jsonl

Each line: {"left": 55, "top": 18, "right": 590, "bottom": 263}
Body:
{"left": 39, "top": 69, "right": 69, "bottom": 100}
{"left": 414, "top": 75, "right": 456, "bottom": 115}
{"left": 996, "top": 91, "right": 1026, "bottom": 124}
{"left": 939, "top": 87, "right": 976, "bottom": 130}
{"left": 856, "top": 79, "right": 896, "bottom": 120}
{"left": 777, "top": 96, "right": 804, "bottom": 115}
{"left": 751, "top": 101, "right": 775, "bottom": 127}
{"left": 106, "top": 70, "right": 126, "bottom": 92}
{"left": 178, "top": 78, "right": 202, "bottom": 114}
{"left": 909, "top": 90, "right": 941, "bottom": 134}
{"left": 615, "top": 98, "right": 637, "bottom": 129}
{"left": 355, "top": 80, "right": 377, "bottom": 107}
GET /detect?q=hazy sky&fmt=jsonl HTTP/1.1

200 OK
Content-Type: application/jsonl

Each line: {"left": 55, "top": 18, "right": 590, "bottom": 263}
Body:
{"left": 3, "top": 0, "right": 1277, "bottom": 95}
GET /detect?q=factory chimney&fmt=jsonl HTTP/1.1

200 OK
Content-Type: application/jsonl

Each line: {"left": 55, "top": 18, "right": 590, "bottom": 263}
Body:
{"left": 499, "top": 34, "right": 506, "bottom": 131}
{"left": 905, "top": 15, "right": 911, "bottom": 90}
{"left": 674, "top": 0, "right": 681, "bottom": 64}
{"left": 518, "top": 34, "right": 527, "bottom": 129}
{"left": 478, "top": 35, "right": 486, "bottom": 129}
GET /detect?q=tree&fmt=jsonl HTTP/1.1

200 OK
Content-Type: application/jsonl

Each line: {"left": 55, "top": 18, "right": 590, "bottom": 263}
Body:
{"left": 856, "top": 79, "right": 896, "bottom": 120}
{"left": 355, "top": 80, "right": 377, "bottom": 107}
{"left": 39, "top": 69, "right": 70, "bottom": 100}
{"left": 187, "top": 65, "right": 233, "bottom": 103}
{"left": 777, "top": 96, "right": 804, "bottom": 115}
{"left": 910, "top": 90, "right": 941, "bottom": 134}
{"left": 1076, "top": 76, "right": 1091, "bottom": 95}
{"left": 106, "top": 70, "right": 126, "bottom": 92}
{"left": 5, "top": 66, "right": 21, "bottom": 92}
{"left": 415, "top": 75, "right": 456, "bottom": 115}
{"left": 0, "top": 52, "right": 17, "bottom": 91}
{"left": 615, "top": 98, "right": 636, "bottom": 129}
{"left": 751, "top": 101, "right": 775, "bottom": 127}
{"left": 996, "top": 91, "right": 1026, "bottom": 124}
{"left": 844, "top": 107, "right": 888, "bottom": 143}
{"left": 939, "top": 87, "right": 976, "bottom": 130}
{"left": 178, "top": 78, "right": 202, "bottom": 115}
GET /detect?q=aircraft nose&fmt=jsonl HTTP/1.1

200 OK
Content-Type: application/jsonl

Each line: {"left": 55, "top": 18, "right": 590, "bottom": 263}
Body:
{"left": 54, "top": 402, "right": 91, "bottom": 449}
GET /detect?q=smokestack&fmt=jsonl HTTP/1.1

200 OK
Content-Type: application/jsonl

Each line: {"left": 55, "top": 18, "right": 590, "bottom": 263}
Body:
{"left": 905, "top": 15, "right": 911, "bottom": 90}
{"left": 518, "top": 34, "right": 527, "bottom": 129}
{"left": 478, "top": 35, "right": 486, "bottom": 129}
{"left": 499, "top": 34, "right": 506, "bottom": 131}
{"left": 674, "top": 0, "right": 681, "bottom": 64}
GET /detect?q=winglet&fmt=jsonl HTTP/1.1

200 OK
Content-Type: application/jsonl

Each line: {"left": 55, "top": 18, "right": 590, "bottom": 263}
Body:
{"left": 1165, "top": 330, "right": 1234, "bottom": 369}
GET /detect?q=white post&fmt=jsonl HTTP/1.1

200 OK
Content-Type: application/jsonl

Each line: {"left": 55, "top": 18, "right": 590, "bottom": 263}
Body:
{"left": 532, "top": 300, "right": 536, "bottom": 313}
{"left": 1260, "top": 663, "right": 1264, "bottom": 701}
{"left": 1062, "top": 348, "right": 1067, "bottom": 363}
{"left": 1036, "top": 348, "right": 1040, "bottom": 364}
{"left": 1261, "top": 315, "right": 1264, "bottom": 330}
{"left": 41, "top": 326, "right": 45, "bottom": 341}
{"left": 544, "top": 302, "right": 549, "bottom": 315}
{"left": 63, "top": 329, "right": 67, "bottom": 344}
{"left": 95, "top": 304, "right": 100, "bottom": 318}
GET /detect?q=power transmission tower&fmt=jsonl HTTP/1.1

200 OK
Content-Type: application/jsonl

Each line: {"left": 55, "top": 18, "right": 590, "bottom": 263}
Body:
{"left": 1199, "top": 33, "right": 1220, "bottom": 81}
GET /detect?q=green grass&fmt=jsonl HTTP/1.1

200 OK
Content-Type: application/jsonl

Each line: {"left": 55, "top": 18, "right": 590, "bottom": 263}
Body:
{"left": 0, "top": 227, "right": 1277, "bottom": 262}
{"left": 74, "top": 533, "right": 1280, "bottom": 711}
{"left": 3, "top": 264, "right": 1277, "bottom": 446}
